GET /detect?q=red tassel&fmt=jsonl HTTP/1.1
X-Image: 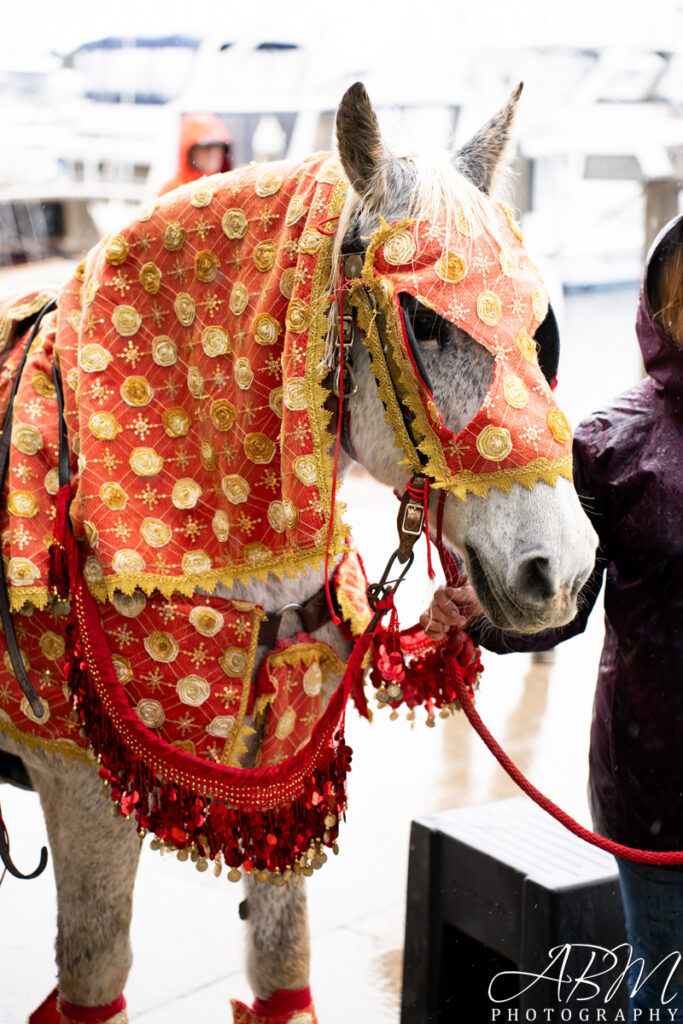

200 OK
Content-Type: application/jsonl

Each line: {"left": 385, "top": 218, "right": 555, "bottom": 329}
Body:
{"left": 48, "top": 484, "right": 73, "bottom": 599}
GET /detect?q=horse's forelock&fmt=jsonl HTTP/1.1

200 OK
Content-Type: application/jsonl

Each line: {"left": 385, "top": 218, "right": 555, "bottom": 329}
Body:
{"left": 331, "top": 151, "right": 506, "bottom": 287}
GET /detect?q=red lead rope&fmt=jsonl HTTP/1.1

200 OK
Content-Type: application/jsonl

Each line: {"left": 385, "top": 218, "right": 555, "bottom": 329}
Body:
{"left": 434, "top": 494, "right": 683, "bottom": 865}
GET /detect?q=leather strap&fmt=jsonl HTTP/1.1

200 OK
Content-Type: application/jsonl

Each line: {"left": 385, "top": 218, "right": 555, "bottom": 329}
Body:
{"left": 0, "top": 298, "right": 56, "bottom": 717}
{"left": 257, "top": 583, "right": 334, "bottom": 650}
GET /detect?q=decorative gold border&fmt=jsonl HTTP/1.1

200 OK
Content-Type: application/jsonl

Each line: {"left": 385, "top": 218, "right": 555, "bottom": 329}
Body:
{"left": 0, "top": 290, "right": 56, "bottom": 350}
{"left": 0, "top": 712, "right": 91, "bottom": 764}
{"left": 220, "top": 603, "right": 265, "bottom": 767}
{"left": 8, "top": 586, "right": 51, "bottom": 613}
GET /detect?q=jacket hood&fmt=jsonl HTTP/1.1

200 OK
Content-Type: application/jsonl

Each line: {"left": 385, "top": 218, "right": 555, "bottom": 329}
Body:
{"left": 636, "top": 213, "right": 683, "bottom": 398}
{"left": 177, "top": 112, "right": 232, "bottom": 181}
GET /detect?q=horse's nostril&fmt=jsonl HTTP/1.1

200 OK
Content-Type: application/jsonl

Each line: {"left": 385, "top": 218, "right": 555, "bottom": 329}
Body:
{"left": 514, "top": 556, "right": 556, "bottom": 604}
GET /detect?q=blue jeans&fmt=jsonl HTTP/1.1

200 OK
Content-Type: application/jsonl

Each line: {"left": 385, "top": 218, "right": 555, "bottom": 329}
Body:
{"left": 617, "top": 859, "right": 683, "bottom": 1020}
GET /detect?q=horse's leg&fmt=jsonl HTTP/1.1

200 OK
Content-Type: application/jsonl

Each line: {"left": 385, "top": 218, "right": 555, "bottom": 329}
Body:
{"left": 28, "top": 755, "right": 141, "bottom": 1018}
{"left": 232, "top": 875, "right": 316, "bottom": 1022}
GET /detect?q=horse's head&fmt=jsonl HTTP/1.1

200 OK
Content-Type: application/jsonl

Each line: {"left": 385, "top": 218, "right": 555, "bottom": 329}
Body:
{"left": 334, "top": 83, "right": 597, "bottom": 633}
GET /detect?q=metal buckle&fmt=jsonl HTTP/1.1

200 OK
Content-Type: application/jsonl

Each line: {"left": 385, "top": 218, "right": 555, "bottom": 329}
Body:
{"left": 401, "top": 500, "right": 424, "bottom": 537}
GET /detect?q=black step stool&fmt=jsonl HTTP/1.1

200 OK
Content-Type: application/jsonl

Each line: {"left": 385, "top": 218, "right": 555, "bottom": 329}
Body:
{"left": 401, "top": 798, "right": 627, "bottom": 1022}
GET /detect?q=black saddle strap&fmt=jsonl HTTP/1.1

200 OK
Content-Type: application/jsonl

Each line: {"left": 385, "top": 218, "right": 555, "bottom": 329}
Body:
{"left": 0, "top": 298, "right": 57, "bottom": 718}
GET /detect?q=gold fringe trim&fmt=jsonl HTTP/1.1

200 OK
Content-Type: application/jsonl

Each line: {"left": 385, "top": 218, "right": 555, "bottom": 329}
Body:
{"left": 8, "top": 586, "right": 51, "bottom": 613}
{"left": 220, "top": 604, "right": 265, "bottom": 767}
{"left": 434, "top": 454, "right": 574, "bottom": 500}
{"left": 0, "top": 713, "right": 91, "bottom": 765}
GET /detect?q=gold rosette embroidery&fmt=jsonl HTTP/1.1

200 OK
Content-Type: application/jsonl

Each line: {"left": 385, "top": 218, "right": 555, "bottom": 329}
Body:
{"left": 112, "top": 591, "right": 146, "bottom": 617}
{"left": 220, "top": 648, "right": 248, "bottom": 677}
{"left": 299, "top": 228, "right": 323, "bottom": 255}
{"left": 383, "top": 229, "right": 416, "bottom": 266}
{"left": 21, "top": 696, "right": 50, "bottom": 725}
{"left": 162, "top": 407, "right": 191, "bottom": 437}
{"left": 201, "top": 440, "right": 217, "bottom": 470}
{"left": 279, "top": 267, "right": 296, "bottom": 299}
{"left": 112, "top": 305, "right": 142, "bottom": 337}
{"left": 152, "top": 336, "right": 177, "bottom": 367}
{"left": 253, "top": 313, "right": 281, "bottom": 346}
{"left": 195, "top": 250, "right": 221, "bottom": 283}
{"left": 221, "top": 475, "right": 250, "bottom": 504}
{"left": 267, "top": 501, "right": 287, "bottom": 533}
{"left": 44, "top": 468, "right": 59, "bottom": 495}
{"left": 285, "top": 196, "right": 306, "bottom": 227}
{"left": 12, "top": 424, "right": 43, "bottom": 456}
{"left": 244, "top": 541, "right": 272, "bottom": 564}
{"left": 499, "top": 247, "right": 519, "bottom": 277}
{"left": 66, "top": 367, "right": 78, "bottom": 390}
{"left": 162, "top": 222, "right": 186, "bottom": 251}
{"left": 140, "top": 518, "right": 172, "bottom": 548}
{"left": 174, "top": 293, "right": 196, "bottom": 327}
{"left": 516, "top": 329, "right": 537, "bottom": 363}
{"left": 532, "top": 288, "right": 549, "bottom": 323}
{"left": 68, "top": 310, "right": 82, "bottom": 334}
{"left": 503, "top": 374, "right": 529, "bottom": 410}
{"left": 189, "top": 606, "right": 225, "bottom": 637}
{"left": 32, "top": 370, "right": 56, "bottom": 398}
{"left": 476, "top": 291, "right": 502, "bottom": 327}
{"left": 476, "top": 425, "right": 513, "bottom": 462}
{"left": 275, "top": 707, "right": 296, "bottom": 740}
{"left": 201, "top": 326, "right": 230, "bottom": 357}
{"left": 139, "top": 262, "right": 162, "bottom": 295}
{"left": 144, "top": 631, "right": 179, "bottom": 663}
{"left": 285, "top": 299, "right": 310, "bottom": 334}
{"left": 111, "top": 550, "right": 145, "bottom": 575}
{"left": 136, "top": 699, "right": 165, "bottom": 728}
{"left": 120, "top": 376, "right": 153, "bottom": 407}
{"left": 129, "top": 447, "right": 163, "bottom": 477}
{"left": 283, "top": 499, "right": 299, "bottom": 529}
{"left": 244, "top": 432, "right": 276, "bottom": 464}
{"left": 83, "top": 276, "right": 98, "bottom": 306}
{"left": 39, "top": 631, "right": 65, "bottom": 661}
{"left": 230, "top": 282, "right": 249, "bottom": 316}
{"left": 171, "top": 478, "right": 202, "bottom": 509}
{"left": 222, "top": 209, "right": 248, "bottom": 240}
{"left": 283, "top": 377, "right": 307, "bottom": 411}
{"left": 207, "top": 716, "right": 235, "bottom": 738}
{"left": 181, "top": 550, "right": 212, "bottom": 575}
{"left": 212, "top": 510, "right": 230, "bottom": 541}
{"left": 303, "top": 661, "right": 323, "bottom": 697}
{"left": 547, "top": 409, "right": 572, "bottom": 444}
{"left": 292, "top": 454, "right": 317, "bottom": 487}
{"left": 84, "top": 521, "right": 99, "bottom": 548}
{"left": 210, "top": 399, "right": 236, "bottom": 431}
{"left": 234, "top": 357, "right": 254, "bottom": 390}
{"left": 269, "top": 387, "right": 283, "bottom": 419}
{"left": 255, "top": 167, "right": 284, "bottom": 197}
{"left": 191, "top": 179, "right": 218, "bottom": 207}
{"left": 79, "top": 344, "right": 112, "bottom": 373}
{"left": 138, "top": 201, "right": 156, "bottom": 222}
{"left": 83, "top": 556, "right": 104, "bottom": 583}
{"left": 105, "top": 235, "right": 129, "bottom": 265}
{"left": 187, "top": 366, "right": 204, "bottom": 399}
{"left": 177, "top": 675, "right": 211, "bottom": 707}
{"left": 316, "top": 159, "right": 343, "bottom": 184}
{"left": 99, "top": 481, "right": 128, "bottom": 511}
{"left": 253, "top": 240, "right": 277, "bottom": 273}
{"left": 7, "top": 491, "right": 38, "bottom": 518}
{"left": 435, "top": 251, "right": 467, "bottom": 283}
{"left": 112, "top": 655, "right": 133, "bottom": 684}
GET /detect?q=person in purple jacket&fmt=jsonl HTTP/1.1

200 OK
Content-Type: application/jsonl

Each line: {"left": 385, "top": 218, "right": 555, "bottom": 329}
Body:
{"left": 421, "top": 213, "right": 683, "bottom": 1018}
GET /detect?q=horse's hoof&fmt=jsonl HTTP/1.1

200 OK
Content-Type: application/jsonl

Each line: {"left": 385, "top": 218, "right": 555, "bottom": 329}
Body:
{"left": 231, "top": 996, "right": 318, "bottom": 1024}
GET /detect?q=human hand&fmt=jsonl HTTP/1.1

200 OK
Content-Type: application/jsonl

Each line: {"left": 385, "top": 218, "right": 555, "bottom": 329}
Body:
{"left": 419, "top": 584, "right": 483, "bottom": 642}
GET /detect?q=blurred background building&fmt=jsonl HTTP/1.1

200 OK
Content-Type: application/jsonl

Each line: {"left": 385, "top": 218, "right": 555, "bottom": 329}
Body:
{"left": 1, "top": 0, "right": 682, "bottom": 285}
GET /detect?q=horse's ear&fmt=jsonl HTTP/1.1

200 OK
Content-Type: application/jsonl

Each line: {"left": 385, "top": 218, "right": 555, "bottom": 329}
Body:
{"left": 336, "top": 82, "right": 399, "bottom": 209}
{"left": 454, "top": 83, "right": 523, "bottom": 194}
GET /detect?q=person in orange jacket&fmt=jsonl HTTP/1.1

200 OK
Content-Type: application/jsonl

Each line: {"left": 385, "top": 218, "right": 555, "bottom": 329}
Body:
{"left": 158, "top": 112, "right": 232, "bottom": 195}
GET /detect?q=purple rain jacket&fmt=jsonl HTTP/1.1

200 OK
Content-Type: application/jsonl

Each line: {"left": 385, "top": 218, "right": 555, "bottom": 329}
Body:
{"left": 470, "top": 215, "right": 683, "bottom": 852}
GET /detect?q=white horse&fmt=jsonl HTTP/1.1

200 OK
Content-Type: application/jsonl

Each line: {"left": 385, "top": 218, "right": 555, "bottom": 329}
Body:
{"left": 0, "top": 82, "right": 596, "bottom": 1023}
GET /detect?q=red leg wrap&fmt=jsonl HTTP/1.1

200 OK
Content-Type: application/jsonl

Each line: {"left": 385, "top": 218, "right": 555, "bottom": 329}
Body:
{"left": 231, "top": 987, "right": 318, "bottom": 1024}
{"left": 29, "top": 991, "right": 127, "bottom": 1024}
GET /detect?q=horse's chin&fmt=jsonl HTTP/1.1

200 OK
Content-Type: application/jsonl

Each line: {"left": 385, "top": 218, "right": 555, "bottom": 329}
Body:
{"left": 465, "top": 544, "right": 579, "bottom": 634}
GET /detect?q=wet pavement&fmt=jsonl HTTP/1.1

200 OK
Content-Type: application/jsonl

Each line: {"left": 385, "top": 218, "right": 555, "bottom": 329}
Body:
{"left": 0, "top": 273, "right": 643, "bottom": 1023}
